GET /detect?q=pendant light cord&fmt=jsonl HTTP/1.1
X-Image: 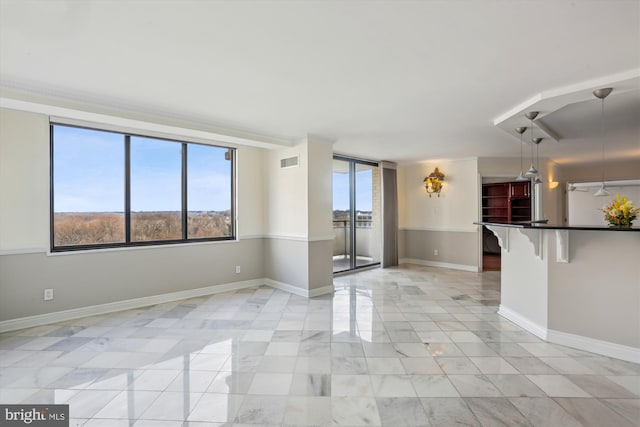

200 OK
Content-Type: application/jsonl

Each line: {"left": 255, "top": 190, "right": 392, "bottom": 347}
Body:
{"left": 601, "top": 97, "right": 605, "bottom": 185}
{"left": 520, "top": 132, "right": 524, "bottom": 171}
{"left": 530, "top": 118, "right": 535, "bottom": 165}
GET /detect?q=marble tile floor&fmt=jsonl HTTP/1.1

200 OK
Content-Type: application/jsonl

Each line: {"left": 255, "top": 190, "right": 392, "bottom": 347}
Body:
{"left": 0, "top": 264, "right": 638, "bottom": 426}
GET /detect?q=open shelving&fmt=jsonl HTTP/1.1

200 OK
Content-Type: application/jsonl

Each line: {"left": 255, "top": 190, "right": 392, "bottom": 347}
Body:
{"left": 481, "top": 181, "right": 531, "bottom": 271}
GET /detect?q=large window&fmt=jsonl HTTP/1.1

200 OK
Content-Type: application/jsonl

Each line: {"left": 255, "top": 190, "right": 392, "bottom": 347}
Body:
{"left": 51, "top": 124, "right": 235, "bottom": 251}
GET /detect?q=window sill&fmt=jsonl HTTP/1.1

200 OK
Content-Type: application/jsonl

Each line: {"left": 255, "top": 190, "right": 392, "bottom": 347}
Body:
{"left": 47, "top": 238, "right": 240, "bottom": 256}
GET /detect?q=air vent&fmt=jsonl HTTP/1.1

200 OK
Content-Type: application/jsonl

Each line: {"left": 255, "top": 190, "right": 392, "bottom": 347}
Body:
{"left": 280, "top": 155, "right": 299, "bottom": 169}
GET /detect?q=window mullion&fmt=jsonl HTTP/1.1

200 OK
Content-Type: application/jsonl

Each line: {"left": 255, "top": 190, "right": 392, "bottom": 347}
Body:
{"left": 182, "top": 143, "right": 188, "bottom": 240}
{"left": 125, "top": 135, "right": 131, "bottom": 243}
{"left": 230, "top": 149, "right": 236, "bottom": 239}
{"left": 49, "top": 125, "right": 55, "bottom": 251}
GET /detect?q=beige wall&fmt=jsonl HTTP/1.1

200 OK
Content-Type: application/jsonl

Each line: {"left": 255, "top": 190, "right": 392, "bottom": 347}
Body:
{"left": 0, "top": 107, "right": 273, "bottom": 322}
{"left": 399, "top": 158, "right": 479, "bottom": 230}
{"left": 0, "top": 239, "right": 264, "bottom": 321}
{"left": 497, "top": 225, "right": 640, "bottom": 357}
{"left": 237, "top": 146, "right": 267, "bottom": 237}
{"left": 264, "top": 238, "right": 309, "bottom": 291}
{"left": 499, "top": 229, "right": 549, "bottom": 331}
{"left": 0, "top": 107, "right": 337, "bottom": 324}
{"left": 263, "top": 136, "right": 334, "bottom": 292}
{"left": 307, "top": 137, "right": 333, "bottom": 239}
{"left": 558, "top": 158, "right": 640, "bottom": 183}
{"left": 400, "top": 229, "right": 478, "bottom": 269}
{"left": 265, "top": 142, "right": 308, "bottom": 238}
{"left": 0, "top": 109, "right": 50, "bottom": 251}
{"left": 308, "top": 240, "right": 333, "bottom": 291}
{"left": 548, "top": 230, "right": 640, "bottom": 348}
{"left": 398, "top": 158, "right": 479, "bottom": 270}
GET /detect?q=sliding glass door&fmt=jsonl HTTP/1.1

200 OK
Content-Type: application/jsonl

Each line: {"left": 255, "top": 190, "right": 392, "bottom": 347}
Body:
{"left": 333, "top": 156, "right": 381, "bottom": 273}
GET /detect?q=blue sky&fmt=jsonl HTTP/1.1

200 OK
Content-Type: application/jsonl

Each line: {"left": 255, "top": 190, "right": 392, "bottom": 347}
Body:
{"left": 53, "top": 126, "right": 231, "bottom": 212}
{"left": 54, "top": 125, "right": 372, "bottom": 213}
{"left": 333, "top": 169, "right": 373, "bottom": 211}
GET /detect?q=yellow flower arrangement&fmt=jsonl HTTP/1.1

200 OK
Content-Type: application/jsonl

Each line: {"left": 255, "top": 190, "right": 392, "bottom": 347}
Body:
{"left": 602, "top": 194, "right": 639, "bottom": 227}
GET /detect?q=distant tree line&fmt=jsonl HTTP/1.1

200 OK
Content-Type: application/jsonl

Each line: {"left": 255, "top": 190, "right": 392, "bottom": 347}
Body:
{"left": 54, "top": 211, "right": 231, "bottom": 246}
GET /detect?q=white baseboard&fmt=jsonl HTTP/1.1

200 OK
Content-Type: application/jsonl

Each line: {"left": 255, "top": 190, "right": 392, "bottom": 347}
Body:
{"left": 400, "top": 258, "right": 479, "bottom": 272}
{"left": 0, "top": 279, "right": 262, "bottom": 334}
{"left": 498, "top": 305, "right": 640, "bottom": 363}
{"left": 498, "top": 305, "right": 548, "bottom": 340}
{"left": 309, "top": 285, "right": 336, "bottom": 297}
{"left": 264, "top": 279, "right": 335, "bottom": 298}
{"left": 0, "top": 277, "right": 339, "bottom": 333}
{"left": 547, "top": 329, "right": 640, "bottom": 364}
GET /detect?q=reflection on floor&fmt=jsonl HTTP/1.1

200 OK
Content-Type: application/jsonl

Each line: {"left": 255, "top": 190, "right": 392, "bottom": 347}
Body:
{"left": 332, "top": 255, "right": 375, "bottom": 273}
{"left": 0, "top": 264, "right": 638, "bottom": 426}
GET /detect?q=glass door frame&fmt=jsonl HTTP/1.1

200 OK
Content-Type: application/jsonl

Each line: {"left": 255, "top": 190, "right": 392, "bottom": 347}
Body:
{"left": 333, "top": 155, "right": 381, "bottom": 273}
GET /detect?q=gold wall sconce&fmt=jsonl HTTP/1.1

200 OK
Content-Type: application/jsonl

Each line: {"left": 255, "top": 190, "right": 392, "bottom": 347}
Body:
{"left": 424, "top": 167, "right": 445, "bottom": 197}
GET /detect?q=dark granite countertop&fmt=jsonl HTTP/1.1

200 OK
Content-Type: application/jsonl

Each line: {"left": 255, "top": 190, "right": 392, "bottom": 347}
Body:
{"left": 475, "top": 221, "right": 640, "bottom": 232}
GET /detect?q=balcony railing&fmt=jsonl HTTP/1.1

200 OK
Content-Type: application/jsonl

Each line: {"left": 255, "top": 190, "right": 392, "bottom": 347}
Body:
{"left": 333, "top": 219, "right": 374, "bottom": 258}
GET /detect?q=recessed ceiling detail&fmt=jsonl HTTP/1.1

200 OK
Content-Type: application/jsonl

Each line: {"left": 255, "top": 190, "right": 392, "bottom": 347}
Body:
{"left": 494, "top": 70, "right": 640, "bottom": 144}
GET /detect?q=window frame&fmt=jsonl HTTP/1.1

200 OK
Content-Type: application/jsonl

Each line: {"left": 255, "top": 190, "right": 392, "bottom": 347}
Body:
{"left": 50, "top": 123, "right": 236, "bottom": 252}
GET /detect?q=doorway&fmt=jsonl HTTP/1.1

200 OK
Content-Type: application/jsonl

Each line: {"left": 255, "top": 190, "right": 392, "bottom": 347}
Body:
{"left": 481, "top": 179, "right": 532, "bottom": 271}
{"left": 332, "top": 156, "right": 381, "bottom": 273}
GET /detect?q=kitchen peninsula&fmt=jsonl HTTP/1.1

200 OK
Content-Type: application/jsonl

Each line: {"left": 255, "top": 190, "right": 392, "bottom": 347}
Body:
{"left": 477, "top": 221, "right": 640, "bottom": 363}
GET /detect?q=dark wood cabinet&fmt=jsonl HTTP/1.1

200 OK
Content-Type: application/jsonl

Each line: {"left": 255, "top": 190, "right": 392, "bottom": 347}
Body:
{"left": 509, "top": 181, "right": 530, "bottom": 199}
{"left": 481, "top": 181, "right": 532, "bottom": 271}
{"left": 482, "top": 181, "right": 531, "bottom": 224}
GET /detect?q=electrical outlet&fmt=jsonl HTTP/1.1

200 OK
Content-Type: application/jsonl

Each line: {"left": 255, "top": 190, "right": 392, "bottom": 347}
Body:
{"left": 235, "top": 265, "right": 241, "bottom": 274}
{"left": 434, "top": 249, "right": 439, "bottom": 256}
{"left": 44, "top": 288, "right": 54, "bottom": 301}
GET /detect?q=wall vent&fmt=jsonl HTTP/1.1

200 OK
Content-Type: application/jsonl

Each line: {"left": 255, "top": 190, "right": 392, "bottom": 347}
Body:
{"left": 280, "top": 155, "right": 299, "bottom": 169}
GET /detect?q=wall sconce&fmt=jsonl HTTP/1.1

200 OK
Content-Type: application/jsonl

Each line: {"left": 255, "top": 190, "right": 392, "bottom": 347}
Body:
{"left": 424, "top": 167, "right": 445, "bottom": 197}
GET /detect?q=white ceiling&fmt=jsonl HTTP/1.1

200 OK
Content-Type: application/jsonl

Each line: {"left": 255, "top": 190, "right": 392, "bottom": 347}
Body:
{"left": 1, "top": 0, "right": 639, "bottom": 164}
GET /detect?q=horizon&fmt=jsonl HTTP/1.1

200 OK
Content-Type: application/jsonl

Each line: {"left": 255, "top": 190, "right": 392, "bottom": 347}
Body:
{"left": 53, "top": 125, "right": 232, "bottom": 213}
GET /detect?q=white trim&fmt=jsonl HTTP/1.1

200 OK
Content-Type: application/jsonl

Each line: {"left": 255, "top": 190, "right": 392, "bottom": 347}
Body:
{"left": 309, "top": 285, "right": 336, "bottom": 297}
{"left": 0, "top": 278, "right": 336, "bottom": 333}
{"left": 237, "top": 234, "right": 336, "bottom": 242}
{"left": 498, "top": 305, "right": 548, "bottom": 340}
{"left": 493, "top": 69, "right": 640, "bottom": 125}
{"left": 238, "top": 234, "right": 266, "bottom": 240}
{"left": 398, "top": 156, "right": 479, "bottom": 166}
{"left": 264, "top": 279, "right": 308, "bottom": 297}
{"left": 486, "top": 225, "right": 509, "bottom": 252}
{"left": 263, "top": 279, "right": 334, "bottom": 298}
{"left": 263, "top": 233, "right": 334, "bottom": 242}
{"left": 308, "top": 234, "right": 335, "bottom": 242}
{"left": 400, "top": 258, "right": 479, "bottom": 272}
{"left": 2, "top": 239, "right": 246, "bottom": 257}
{"left": 555, "top": 230, "right": 569, "bottom": 263}
{"left": 518, "top": 228, "right": 543, "bottom": 260}
{"left": 46, "top": 239, "right": 241, "bottom": 257}
{"left": 547, "top": 329, "right": 640, "bottom": 364}
{"left": 0, "top": 97, "right": 293, "bottom": 150}
{"left": 0, "top": 247, "right": 48, "bottom": 256}
{"left": 399, "top": 226, "right": 478, "bottom": 233}
{"left": 264, "top": 234, "right": 308, "bottom": 242}
{"left": 567, "top": 179, "right": 640, "bottom": 189}
{"left": 0, "top": 279, "right": 264, "bottom": 333}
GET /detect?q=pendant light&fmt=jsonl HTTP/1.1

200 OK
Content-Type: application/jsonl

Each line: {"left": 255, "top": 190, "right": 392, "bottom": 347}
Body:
{"left": 525, "top": 111, "right": 539, "bottom": 177}
{"left": 532, "top": 138, "right": 543, "bottom": 185}
{"left": 515, "top": 127, "right": 528, "bottom": 181}
{"left": 593, "top": 88, "right": 613, "bottom": 197}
